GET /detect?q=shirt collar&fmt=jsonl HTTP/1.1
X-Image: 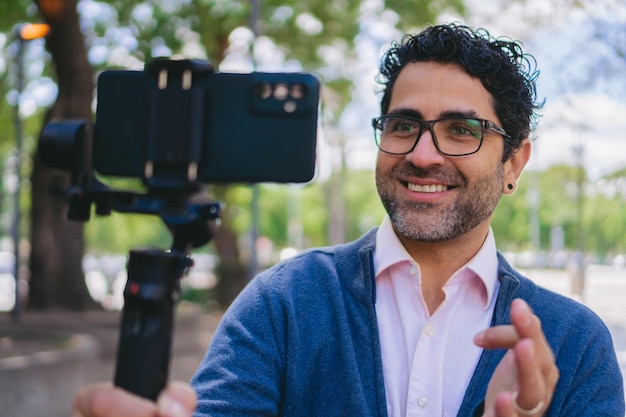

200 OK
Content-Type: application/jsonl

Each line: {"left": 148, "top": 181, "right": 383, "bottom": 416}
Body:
{"left": 374, "top": 215, "right": 414, "bottom": 276}
{"left": 465, "top": 227, "right": 499, "bottom": 309}
{"left": 374, "top": 215, "right": 499, "bottom": 309}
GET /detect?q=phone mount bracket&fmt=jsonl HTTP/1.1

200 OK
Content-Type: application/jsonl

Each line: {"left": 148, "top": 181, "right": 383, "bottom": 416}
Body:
{"left": 144, "top": 59, "right": 215, "bottom": 191}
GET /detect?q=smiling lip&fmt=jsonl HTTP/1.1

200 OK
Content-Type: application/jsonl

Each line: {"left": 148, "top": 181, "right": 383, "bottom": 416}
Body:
{"left": 407, "top": 183, "right": 449, "bottom": 193}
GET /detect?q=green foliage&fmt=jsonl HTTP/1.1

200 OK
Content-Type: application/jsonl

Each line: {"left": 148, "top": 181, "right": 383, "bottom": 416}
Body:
{"left": 82, "top": 176, "right": 169, "bottom": 252}
{"left": 0, "top": 94, "right": 17, "bottom": 155}
{"left": 387, "top": 0, "right": 466, "bottom": 32}
{"left": 192, "top": 0, "right": 249, "bottom": 63}
{"left": 492, "top": 174, "right": 531, "bottom": 251}
{"left": 300, "top": 183, "right": 330, "bottom": 246}
{"left": 82, "top": 170, "right": 385, "bottom": 255}
{"left": 584, "top": 187, "right": 626, "bottom": 255}
{"left": 492, "top": 163, "right": 626, "bottom": 258}
{"left": 85, "top": 0, "right": 366, "bottom": 69}
{"left": 342, "top": 169, "right": 386, "bottom": 239}
{"left": 0, "top": 42, "right": 48, "bottom": 156}
{"left": 84, "top": 161, "right": 626, "bottom": 261}
{"left": 0, "top": 1, "right": 32, "bottom": 31}
{"left": 258, "top": 0, "right": 361, "bottom": 68}
{"left": 84, "top": 211, "right": 171, "bottom": 254}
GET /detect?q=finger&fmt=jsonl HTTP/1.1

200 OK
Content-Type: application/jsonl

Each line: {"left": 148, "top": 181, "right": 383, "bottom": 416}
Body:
{"left": 493, "top": 392, "right": 515, "bottom": 417}
{"left": 474, "top": 325, "right": 519, "bottom": 349}
{"left": 510, "top": 299, "right": 557, "bottom": 376}
{"left": 510, "top": 299, "right": 542, "bottom": 341}
{"left": 512, "top": 338, "right": 546, "bottom": 413}
{"left": 482, "top": 349, "right": 519, "bottom": 410}
{"left": 72, "top": 383, "right": 156, "bottom": 417}
{"left": 157, "top": 382, "right": 197, "bottom": 417}
{"left": 71, "top": 383, "right": 108, "bottom": 417}
{"left": 475, "top": 299, "right": 544, "bottom": 350}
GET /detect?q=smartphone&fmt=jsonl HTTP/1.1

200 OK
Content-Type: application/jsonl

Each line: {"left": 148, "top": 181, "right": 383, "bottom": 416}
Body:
{"left": 94, "top": 60, "right": 320, "bottom": 186}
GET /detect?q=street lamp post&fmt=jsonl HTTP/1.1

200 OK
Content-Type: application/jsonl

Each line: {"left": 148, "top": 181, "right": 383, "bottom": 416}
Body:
{"left": 571, "top": 139, "right": 586, "bottom": 298}
{"left": 11, "top": 23, "right": 50, "bottom": 319}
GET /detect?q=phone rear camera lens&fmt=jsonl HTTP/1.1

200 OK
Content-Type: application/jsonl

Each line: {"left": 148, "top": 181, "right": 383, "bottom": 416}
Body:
{"left": 273, "top": 83, "right": 290, "bottom": 100}
{"left": 255, "top": 82, "right": 272, "bottom": 100}
{"left": 283, "top": 101, "right": 297, "bottom": 113}
{"left": 290, "top": 84, "right": 305, "bottom": 99}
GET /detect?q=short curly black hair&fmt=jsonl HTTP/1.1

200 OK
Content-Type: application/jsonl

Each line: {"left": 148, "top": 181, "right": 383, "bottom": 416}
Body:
{"left": 377, "top": 23, "right": 542, "bottom": 161}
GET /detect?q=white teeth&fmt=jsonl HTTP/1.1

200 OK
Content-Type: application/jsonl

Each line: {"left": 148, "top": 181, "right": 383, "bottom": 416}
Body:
{"left": 407, "top": 183, "right": 448, "bottom": 193}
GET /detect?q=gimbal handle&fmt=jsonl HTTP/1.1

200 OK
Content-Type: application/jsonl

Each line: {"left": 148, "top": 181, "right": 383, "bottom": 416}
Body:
{"left": 113, "top": 249, "right": 191, "bottom": 400}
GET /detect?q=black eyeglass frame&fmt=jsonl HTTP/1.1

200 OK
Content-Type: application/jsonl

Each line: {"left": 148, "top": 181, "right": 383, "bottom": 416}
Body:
{"left": 372, "top": 115, "right": 511, "bottom": 157}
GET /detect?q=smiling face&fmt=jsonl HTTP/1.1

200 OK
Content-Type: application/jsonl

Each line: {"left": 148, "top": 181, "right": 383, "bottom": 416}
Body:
{"left": 375, "top": 61, "right": 530, "bottom": 244}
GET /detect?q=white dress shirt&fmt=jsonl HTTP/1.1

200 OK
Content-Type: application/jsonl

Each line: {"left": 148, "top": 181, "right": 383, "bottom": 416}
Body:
{"left": 374, "top": 216, "right": 500, "bottom": 417}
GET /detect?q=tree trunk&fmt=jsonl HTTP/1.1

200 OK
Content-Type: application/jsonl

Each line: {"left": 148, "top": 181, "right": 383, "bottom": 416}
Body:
{"left": 210, "top": 186, "right": 251, "bottom": 309}
{"left": 213, "top": 224, "right": 250, "bottom": 309}
{"left": 28, "top": 0, "right": 98, "bottom": 310}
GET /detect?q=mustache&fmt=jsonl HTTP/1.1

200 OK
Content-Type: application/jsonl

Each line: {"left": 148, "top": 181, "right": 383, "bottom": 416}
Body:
{"left": 390, "top": 162, "right": 464, "bottom": 184}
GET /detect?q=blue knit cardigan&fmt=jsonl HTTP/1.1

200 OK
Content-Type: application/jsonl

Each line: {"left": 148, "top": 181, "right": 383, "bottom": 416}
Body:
{"left": 191, "top": 229, "right": 625, "bottom": 416}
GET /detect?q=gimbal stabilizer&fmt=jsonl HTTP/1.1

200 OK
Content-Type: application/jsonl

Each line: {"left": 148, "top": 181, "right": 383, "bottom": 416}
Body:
{"left": 40, "top": 57, "right": 319, "bottom": 400}
{"left": 40, "top": 119, "right": 220, "bottom": 400}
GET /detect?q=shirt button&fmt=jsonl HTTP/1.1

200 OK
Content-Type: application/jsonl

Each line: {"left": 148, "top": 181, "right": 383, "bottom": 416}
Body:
{"left": 408, "top": 265, "right": 417, "bottom": 276}
{"left": 424, "top": 324, "right": 435, "bottom": 335}
{"left": 418, "top": 397, "right": 429, "bottom": 408}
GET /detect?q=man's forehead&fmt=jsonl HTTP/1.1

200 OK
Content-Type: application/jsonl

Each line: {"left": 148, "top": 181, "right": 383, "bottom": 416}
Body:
{"left": 388, "top": 61, "right": 497, "bottom": 121}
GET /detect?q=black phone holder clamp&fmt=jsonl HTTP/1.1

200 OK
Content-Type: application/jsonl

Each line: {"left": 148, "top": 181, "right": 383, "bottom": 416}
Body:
{"left": 142, "top": 58, "right": 214, "bottom": 192}
{"left": 39, "top": 116, "right": 221, "bottom": 400}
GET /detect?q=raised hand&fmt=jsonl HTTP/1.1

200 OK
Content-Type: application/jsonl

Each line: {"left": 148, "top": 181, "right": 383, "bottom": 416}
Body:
{"left": 475, "top": 299, "right": 559, "bottom": 417}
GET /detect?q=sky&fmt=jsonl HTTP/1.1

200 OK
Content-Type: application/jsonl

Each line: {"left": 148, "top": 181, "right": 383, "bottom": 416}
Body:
{"left": 486, "top": 0, "right": 626, "bottom": 179}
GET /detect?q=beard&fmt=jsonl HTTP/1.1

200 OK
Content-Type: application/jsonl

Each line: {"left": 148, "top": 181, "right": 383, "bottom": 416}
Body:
{"left": 376, "top": 162, "right": 504, "bottom": 242}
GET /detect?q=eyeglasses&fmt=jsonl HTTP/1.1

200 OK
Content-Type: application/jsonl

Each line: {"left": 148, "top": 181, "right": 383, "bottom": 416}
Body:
{"left": 372, "top": 115, "right": 511, "bottom": 157}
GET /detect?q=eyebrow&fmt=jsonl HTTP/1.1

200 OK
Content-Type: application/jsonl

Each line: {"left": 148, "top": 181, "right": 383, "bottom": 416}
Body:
{"left": 386, "top": 108, "right": 423, "bottom": 119}
{"left": 386, "top": 107, "right": 481, "bottom": 120}
{"left": 440, "top": 109, "right": 480, "bottom": 119}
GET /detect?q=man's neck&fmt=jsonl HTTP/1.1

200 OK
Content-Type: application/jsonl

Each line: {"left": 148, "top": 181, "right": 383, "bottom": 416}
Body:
{"left": 396, "top": 223, "right": 491, "bottom": 314}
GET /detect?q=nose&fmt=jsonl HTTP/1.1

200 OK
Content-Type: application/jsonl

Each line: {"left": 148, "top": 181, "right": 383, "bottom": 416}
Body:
{"left": 404, "top": 128, "right": 446, "bottom": 167}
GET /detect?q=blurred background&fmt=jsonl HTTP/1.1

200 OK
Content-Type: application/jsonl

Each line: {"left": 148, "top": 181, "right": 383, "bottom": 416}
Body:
{"left": 0, "top": 0, "right": 623, "bottom": 315}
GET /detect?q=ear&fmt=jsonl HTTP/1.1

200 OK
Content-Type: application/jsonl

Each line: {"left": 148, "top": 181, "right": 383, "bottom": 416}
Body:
{"left": 503, "top": 139, "right": 531, "bottom": 194}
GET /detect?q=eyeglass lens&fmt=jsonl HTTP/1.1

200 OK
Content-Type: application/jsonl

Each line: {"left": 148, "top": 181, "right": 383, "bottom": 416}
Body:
{"left": 374, "top": 116, "right": 484, "bottom": 156}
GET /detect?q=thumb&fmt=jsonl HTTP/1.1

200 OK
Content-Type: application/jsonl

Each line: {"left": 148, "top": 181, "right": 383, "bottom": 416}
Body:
{"left": 157, "top": 381, "right": 197, "bottom": 417}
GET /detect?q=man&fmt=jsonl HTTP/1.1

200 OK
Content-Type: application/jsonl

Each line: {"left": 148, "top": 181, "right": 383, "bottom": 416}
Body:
{"left": 74, "top": 23, "right": 624, "bottom": 417}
